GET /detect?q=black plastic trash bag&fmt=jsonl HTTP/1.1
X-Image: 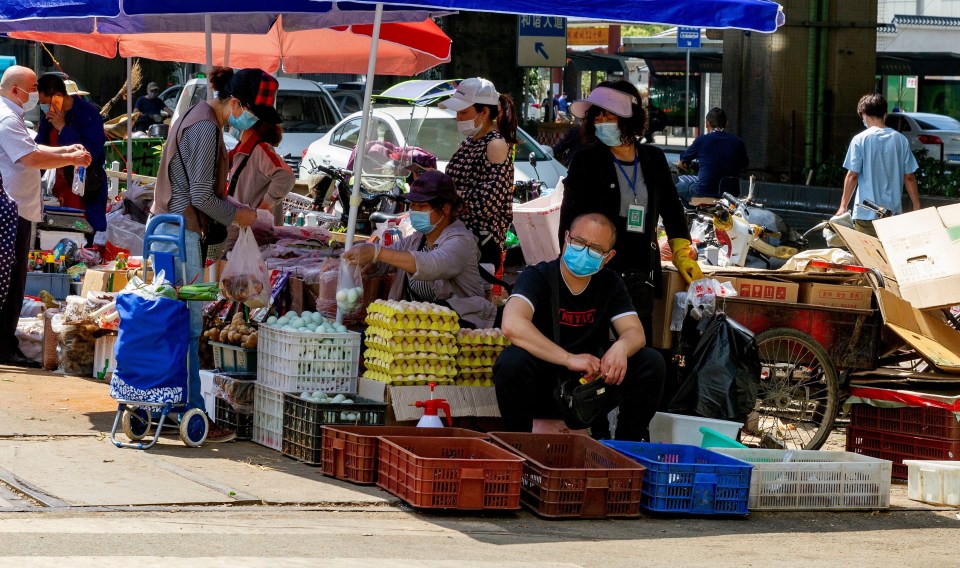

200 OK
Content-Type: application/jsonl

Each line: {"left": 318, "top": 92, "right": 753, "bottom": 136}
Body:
{"left": 668, "top": 312, "right": 760, "bottom": 422}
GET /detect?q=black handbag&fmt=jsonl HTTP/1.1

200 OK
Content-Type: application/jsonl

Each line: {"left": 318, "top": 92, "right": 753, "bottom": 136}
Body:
{"left": 546, "top": 263, "right": 622, "bottom": 428}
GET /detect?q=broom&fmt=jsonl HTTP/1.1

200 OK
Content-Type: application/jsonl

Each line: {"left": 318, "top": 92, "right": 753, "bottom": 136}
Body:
{"left": 100, "top": 59, "right": 143, "bottom": 119}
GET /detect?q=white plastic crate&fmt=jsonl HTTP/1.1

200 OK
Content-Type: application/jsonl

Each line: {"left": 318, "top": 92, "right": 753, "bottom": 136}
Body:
{"left": 252, "top": 382, "right": 285, "bottom": 451}
{"left": 903, "top": 460, "right": 960, "bottom": 507}
{"left": 649, "top": 412, "right": 742, "bottom": 446}
{"left": 199, "top": 370, "right": 217, "bottom": 418}
{"left": 716, "top": 448, "right": 892, "bottom": 511}
{"left": 511, "top": 186, "right": 563, "bottom": 266}
{"left": 257, "top": 326, "right": 360, "bottom": 393}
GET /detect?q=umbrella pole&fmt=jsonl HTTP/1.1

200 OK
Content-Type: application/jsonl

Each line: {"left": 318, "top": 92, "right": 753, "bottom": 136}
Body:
{"left": 126, "top": 57, "right": 133, "bottom": 190}
{"left": 338, "top": 2, "right": 384, "bottom": 325}
{"left": 205, "top": 14, "right": 213, "bottom": 101}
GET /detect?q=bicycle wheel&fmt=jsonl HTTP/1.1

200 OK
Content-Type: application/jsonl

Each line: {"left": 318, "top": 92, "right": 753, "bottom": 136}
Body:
{"left": 743, "top": 328, "right": 839, "bottom": 450}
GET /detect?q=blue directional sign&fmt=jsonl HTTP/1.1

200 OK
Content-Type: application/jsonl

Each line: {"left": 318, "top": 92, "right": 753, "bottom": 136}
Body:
{"left": 677, "top": 27, "right": 701, "bottom": 49}
{"left": 517, "top": 16, "right": 567, "bottom": 68}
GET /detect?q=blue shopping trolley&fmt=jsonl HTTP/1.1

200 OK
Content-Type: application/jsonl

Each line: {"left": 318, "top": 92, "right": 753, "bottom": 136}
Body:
{"left": 108, "top": 214, "right": 209, "bottom": 449}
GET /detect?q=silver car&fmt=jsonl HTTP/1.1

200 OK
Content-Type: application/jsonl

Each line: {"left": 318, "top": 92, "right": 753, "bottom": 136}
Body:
{"left": 885, "top": 112, "right": 960, "bottom": 164}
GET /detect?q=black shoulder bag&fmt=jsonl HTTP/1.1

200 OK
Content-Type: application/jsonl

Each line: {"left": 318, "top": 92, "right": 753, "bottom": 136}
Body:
{"left": 550, "top": 263, "right": 623, "bottom": 428}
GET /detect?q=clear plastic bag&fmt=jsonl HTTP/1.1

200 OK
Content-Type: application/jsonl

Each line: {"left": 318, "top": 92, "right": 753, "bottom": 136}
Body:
{"left": 220, "top": 227, "right": 271, "bottom": 308}
{"left": 335, "top": 257, "right": 365, "bottom": 316}
{"left": 71, "top": 166, "right": 86, "bottom": 197}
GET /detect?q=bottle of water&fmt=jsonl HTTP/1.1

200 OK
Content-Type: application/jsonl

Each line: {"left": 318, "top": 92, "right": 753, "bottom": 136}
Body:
{"left": 71, "top": 166, "right": 86, "bottom": 197}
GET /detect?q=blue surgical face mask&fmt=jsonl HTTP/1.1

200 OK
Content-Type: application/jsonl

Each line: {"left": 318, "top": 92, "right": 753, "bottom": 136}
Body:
{"left": 39, "top": 104, "right": 50, "bottom": 114}
{"left": 595, "top": 122, "right": 623, "bottom": 146}
{"left": 562, "top": 243, "right": 604, "bottom": 277}
{"left": 410, "top": 209, "right": 438, "bottom": 234}
{"left": 228, "top": 109, "right": 259, "bottom": 131}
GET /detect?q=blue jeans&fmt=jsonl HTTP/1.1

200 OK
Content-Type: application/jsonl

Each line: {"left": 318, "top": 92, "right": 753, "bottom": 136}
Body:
{"left": 675, "top": 175, "right": 702, "bottom": 204}
{"left": 152, "top": 222, "right": 204, "bottom": 412}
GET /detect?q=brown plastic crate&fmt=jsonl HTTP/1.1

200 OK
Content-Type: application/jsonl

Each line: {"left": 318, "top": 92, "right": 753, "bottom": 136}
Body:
{"left": 321, "top": 426, "right": 488, "bottom": 485}
{"left": 849, "top": 403, "right": 960, "bottom": 441}
{"left": 377, "top": 436, "right": 523, "bottom": 510}
{"left": 846, "top": 426, "right": 960, "bottom": 479}
{"left": 489, "top": 432, "right": 646, "bottom": 518}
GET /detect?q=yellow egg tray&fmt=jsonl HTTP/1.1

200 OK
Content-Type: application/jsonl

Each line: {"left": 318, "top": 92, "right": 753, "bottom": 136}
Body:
{"left": 457, "top": 356, "right": 497, "bottom": 368}
{"left": 365, "top": 326, "right": 458, "bottom": 345}
{"left": 454, "top": 378, "right": 494, "bottom": 387}
{"left": 458, "top": 345, "right": 506, "bottom": 357}
{"left": 364, "top": 334, "right": 460, "bottom": 355}
{"left": 456, "top": 328, "right": 510, "bottom": 347}
{"left": 363, "top": 349, "right": 457, "bottom": 366}
{"left": 364, "top": 313, "right": 461, "bottom": 332}
{"left": 362, "top": 370, "right": 455, "bottom": 386}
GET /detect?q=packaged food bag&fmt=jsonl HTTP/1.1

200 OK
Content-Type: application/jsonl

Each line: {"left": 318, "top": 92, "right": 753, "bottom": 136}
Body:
{"left": 220, "top": 227, "right": 270, "bottom": 308}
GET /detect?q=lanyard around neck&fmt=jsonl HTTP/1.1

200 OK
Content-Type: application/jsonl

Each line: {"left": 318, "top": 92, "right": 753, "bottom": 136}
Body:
{"left": 613, "top": 153, "right": 639, "bottom": 198}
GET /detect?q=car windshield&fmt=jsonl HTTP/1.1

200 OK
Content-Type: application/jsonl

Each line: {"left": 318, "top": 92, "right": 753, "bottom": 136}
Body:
{"left": 393, "top": 116, "right": 549, "bottom": 163}
{"left": 914, "top": 115, "right": 960, "bottom": 131}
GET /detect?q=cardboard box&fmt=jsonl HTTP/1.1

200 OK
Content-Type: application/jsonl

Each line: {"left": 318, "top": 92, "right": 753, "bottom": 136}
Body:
{"left": 874, "top": 288, "right": 960, "bottom": 373}
{"left": 836, "top": 204, "right": 960, "bottom": 310}
{"left": 800, "top": 282, "right": 873, "bottom": 310}
{"left": 80, "top": 269, "right": 128, "bottom": 298}
{"left": 732, "top": 276, "right": 799, "bottom": 303}
{"left": 651, "top": 267, "right": 686, "bottom": 349}
{"left": 358, "top": 378, "right": 501, "bottom": 423}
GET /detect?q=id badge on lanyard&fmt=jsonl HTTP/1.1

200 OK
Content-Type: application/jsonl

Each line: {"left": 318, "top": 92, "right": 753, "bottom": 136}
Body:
{"left": 627, "top": 203, "right": 645, "bottom": 233}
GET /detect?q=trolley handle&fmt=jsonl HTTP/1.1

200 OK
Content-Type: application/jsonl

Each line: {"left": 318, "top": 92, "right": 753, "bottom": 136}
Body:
{"left": 144, "top": 214, "right": 187, "bottom": 263}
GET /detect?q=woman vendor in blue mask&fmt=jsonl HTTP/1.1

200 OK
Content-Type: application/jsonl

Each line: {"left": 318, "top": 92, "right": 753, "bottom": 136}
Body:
{"left": 343, "top": 170, "right": 496, "bottom": 329}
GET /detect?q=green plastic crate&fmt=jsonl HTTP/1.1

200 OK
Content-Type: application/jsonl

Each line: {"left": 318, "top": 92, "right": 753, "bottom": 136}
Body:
{"left": 104, "top": 137, "right": 164, "bottom": 177}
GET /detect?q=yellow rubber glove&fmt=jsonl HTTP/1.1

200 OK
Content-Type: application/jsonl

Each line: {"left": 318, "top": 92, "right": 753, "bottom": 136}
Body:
{"left": 669, "top": 238, "right": 703, "bottom": 284}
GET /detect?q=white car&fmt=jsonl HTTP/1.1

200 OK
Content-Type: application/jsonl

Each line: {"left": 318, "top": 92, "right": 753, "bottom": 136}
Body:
{"left": 885, "top": 112, "right": 960, "bottom": 164}
{"left": 172, "top": 77, "right": 342, "bottom": 172}
{"left": 298, "top": 106, "right": 566, "bottom": 190}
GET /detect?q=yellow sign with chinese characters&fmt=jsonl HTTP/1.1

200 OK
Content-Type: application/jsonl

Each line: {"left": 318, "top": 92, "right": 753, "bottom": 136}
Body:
{"left": 568, "top": 27, "right": 609, "bottom": 46}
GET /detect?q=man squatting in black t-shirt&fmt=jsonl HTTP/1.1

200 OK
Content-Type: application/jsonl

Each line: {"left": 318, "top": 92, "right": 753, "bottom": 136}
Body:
{"left": 494, "top": 212, "right": 665, "bottom": 440}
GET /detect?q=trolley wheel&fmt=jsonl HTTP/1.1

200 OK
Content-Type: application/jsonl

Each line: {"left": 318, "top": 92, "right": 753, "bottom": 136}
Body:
{"left": 179, "top": 408, "right": 209, "bottom": 447}
{"left": 121, "top": 407, "right": 152, "bottom": 441}
{"left": 744, "top": 328, "right": 839, "bottom": 451}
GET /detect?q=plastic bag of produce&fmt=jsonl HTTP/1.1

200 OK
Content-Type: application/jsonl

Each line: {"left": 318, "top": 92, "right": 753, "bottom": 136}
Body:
{"left": 336, "top": 257, "right": 365, "bottom": 316}
{"left": 220, "top": 227, "right": 270, "bottom": 309}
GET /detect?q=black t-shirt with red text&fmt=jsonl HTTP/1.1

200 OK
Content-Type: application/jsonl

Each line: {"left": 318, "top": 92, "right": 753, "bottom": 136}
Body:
{"left": 510, "top": 260, "right": 637, "bottom": 356}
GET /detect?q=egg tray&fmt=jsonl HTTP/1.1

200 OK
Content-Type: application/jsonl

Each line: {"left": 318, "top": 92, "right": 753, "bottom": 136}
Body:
{"left": 457, "top": 369, "right": 494, "bottom": 381}
{"left": 365, "top": 326, "right": 458, "bottom": 344}
{"left": 455, "top": 378, "right": 495, "bottom": 387}
{"left": 456, "top": 329, "right": 510, "bottom": 347}
{"left": 457, "top": 356, "right": 497, "bottom": 369}
{"left": 365, "top": 336, "right": 460, "bottom": 355}
{"left": 458, "top": 345, "right": 507, "bottom": 357}
{"left": 363, "top": 361, "right": 458, "bottom": 377}
{"left": 362, "top": 349, "right": 457, "bottom": 365}
{"left": 281, "top": 393, "right": 387, "bottom": 465}
{"left": 365, "top": 312, "right": 460, "bottom": 328}
{"left": 361, "top": 371, "right": 455, "bottom": 386}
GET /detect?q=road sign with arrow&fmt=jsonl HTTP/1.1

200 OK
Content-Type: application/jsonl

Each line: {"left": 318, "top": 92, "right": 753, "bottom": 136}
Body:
{"left": 517, "top": 16, "right": 567, "bottom": 68}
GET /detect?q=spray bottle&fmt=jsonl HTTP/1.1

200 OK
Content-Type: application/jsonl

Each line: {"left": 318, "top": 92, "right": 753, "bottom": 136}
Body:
{"left": 414, "top": 382, "right": 452, "bottom": 428}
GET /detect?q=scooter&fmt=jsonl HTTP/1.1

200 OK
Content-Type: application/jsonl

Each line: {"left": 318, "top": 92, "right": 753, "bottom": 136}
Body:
{"left": 689, "top": 178, "right": 807, "bottom": 268}
{"left": 306, "top": 160, "right": 405, "bottom": 235}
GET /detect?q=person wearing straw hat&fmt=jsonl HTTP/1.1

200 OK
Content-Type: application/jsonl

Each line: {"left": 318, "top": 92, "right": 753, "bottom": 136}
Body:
{"left": 559, "top": 80, "right": 701, "bottom": 342}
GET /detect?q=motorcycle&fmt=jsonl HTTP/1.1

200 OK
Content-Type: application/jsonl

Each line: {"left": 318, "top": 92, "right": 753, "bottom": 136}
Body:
{"left": 687, "top": 178, "right": 807, "bottom": 268}
{"left": 305, "top": 160, "right": 405, "bottom": 236}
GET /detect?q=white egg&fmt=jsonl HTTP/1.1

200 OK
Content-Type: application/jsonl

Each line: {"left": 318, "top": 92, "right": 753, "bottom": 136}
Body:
{"left": 336, "top": 290, "right": 348, "bottom": 302}
{"left": 267, "top": 316, "right": 278, "bottom": 324}
{"left": 346, "top": 288, "right": 360, "bottom": 304}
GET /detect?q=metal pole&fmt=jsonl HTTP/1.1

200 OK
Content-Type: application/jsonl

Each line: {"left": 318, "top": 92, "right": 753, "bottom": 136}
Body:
{"left": 685, "top": 47, "right": 690, "bottom": 146}
{"left": 205, "top": 14, "right": 213, "bottom": 101}
{"left": 224, "top": 34, "right": 231, "bottom": 68}
{"left": 126, "top": 57, "right": 133, "bottom": 189}
{"left": 338, "top": 3, "right": 384, "bottom": 325}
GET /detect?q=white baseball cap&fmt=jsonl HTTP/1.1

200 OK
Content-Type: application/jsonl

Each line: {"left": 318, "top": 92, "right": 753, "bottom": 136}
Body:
{"left": 439, "top": 78, "right": 499, "bottom": 112}
{"left": 570, "top": 86, "right": 637, "bottom": 119}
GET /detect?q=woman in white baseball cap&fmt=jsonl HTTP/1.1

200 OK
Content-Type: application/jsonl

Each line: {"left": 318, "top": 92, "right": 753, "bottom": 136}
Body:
{"left": 440, "top": 77, "right": 518, "bottom": 280}
{"left": 559, "top": 80, "right": 700, "bottom": 342}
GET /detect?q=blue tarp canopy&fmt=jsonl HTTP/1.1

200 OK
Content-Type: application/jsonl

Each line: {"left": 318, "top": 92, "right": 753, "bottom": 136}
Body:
{"left": 0, "top": 0, "right": 785, "bottom": 33}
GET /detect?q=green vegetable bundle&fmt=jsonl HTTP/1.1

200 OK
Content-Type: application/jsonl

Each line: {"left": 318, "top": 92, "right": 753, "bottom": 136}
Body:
{"left": 178, "top": 282, "right": 220, "bottom": 301}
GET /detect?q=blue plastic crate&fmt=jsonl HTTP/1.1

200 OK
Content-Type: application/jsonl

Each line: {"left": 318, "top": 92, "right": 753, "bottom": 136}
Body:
{"left": 602, "top": 441, "right": 753, "bottom": 515}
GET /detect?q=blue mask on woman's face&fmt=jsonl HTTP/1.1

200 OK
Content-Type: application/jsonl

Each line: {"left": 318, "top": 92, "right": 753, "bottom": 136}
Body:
{"left": 595, "top": 122, "right": 623, "bottom": 146}
{"left": 39, "top": 104, "right": 50, "bottom": 114}
{"left": 409, "top": 209, "right": 437, "bottom": 234}
{"left": 562, "top": 243, "right": 604, "bottom": 277}
{"left": 228, "top": 109, "right": 259, "bottom": 131}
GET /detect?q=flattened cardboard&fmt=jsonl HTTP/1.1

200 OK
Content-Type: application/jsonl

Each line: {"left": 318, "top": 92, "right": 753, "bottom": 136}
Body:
{"left": 831, "top": 223, "right": 901, "bottom": 298}
{"left": 80, "top": 269, "right": 128, "bottom": 297}
{"left": 875, "top": 288, "right": 960, "bottom": 373}
{"left": 651, "top": 266, "right": 685, "bottom": 349}
{"left": 358, "top": 378, "right": 501, "bottom": 423}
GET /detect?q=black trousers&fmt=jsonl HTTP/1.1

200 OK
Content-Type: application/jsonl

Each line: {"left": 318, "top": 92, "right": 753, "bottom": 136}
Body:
{"left": 493, "top": 344, "right": 665, "bottom": 441}
{"left": 0, "top": 216, "right": 32, "bottom": 357}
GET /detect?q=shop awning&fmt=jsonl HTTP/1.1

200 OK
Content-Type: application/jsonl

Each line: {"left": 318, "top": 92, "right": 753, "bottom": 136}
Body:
{"left": 619, "top": 48, "right": 723, "bottom": 74}
{"left": 566, "top": 51, "right": 629, "bottom": 75}
{"left": 877, "top": 52, "right": 960, "bottom": 76}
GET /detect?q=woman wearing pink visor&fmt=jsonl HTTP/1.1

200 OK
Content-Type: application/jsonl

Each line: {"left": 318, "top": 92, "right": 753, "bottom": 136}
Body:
{"left": 559, "top": 80, "right": 701, "bottom": 341}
